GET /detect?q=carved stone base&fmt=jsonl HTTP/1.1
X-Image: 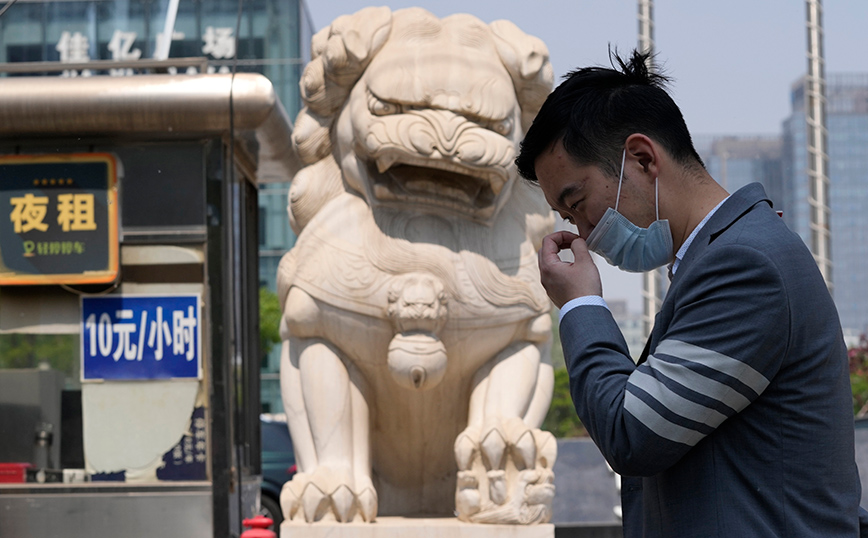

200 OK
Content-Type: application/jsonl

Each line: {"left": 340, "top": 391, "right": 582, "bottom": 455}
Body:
{"left": 280, "top": 517, "right": 555, "bottom": 538}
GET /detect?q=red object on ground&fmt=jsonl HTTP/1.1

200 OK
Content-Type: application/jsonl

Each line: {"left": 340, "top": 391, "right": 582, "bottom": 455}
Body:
{"left": 0, "top": 463, "right": 33, "bottom": 483}
{"left": 241, "top": 515, "right": 276, "bottom": 538}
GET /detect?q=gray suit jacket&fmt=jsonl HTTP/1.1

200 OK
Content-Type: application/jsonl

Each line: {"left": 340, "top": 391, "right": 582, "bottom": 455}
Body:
{"left": 561, "top": 183, "right": 862, "bottom": 537}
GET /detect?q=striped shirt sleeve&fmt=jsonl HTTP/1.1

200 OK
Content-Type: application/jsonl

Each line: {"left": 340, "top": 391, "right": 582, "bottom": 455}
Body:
{"left": 624, "top": 339, "right": 770, "bottom": 446}
{"left": 561, "top": 243, "right": 789, "bottom": 476}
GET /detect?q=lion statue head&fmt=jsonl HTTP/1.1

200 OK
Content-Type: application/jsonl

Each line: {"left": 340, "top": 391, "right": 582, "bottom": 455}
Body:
{"left": 287, "top": 6, "right": 553, "bottom": 232}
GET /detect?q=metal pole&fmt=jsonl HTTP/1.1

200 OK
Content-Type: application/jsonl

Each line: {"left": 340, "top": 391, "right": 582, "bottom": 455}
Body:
{"left": 638, "top": 0, "right": 654, "bottom": 55}
{"left": 805, "top": 0, "right": 833, "bottom": 290}
{"left": 638, "top": 0, "right": 662, "bottom": 338}
{"left": 154, "top": 0, "right": 181, "bottom": 60}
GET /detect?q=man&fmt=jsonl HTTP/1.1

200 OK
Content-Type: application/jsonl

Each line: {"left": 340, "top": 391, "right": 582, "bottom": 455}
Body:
{"left": 516, "top": 49, "right": 866, "bottom": 537}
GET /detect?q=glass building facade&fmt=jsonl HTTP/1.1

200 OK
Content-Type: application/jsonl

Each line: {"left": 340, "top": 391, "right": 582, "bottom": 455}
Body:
{"left": 695, "top": 134, "right": 784, "bottom": 205}
{"left": 0, "top": 0, "right": 312, "bottom": 413}
{"left": 0, "top": 0, "right": 312, "bottom": 114}
{"left": 783, "top": 74, "right": 868, "bottom": 338}
{"left": 258, "top": 181, "right": 295, "bottom": 412}
{"left": 696, "top": 71, "right": 868, "bottom": 341}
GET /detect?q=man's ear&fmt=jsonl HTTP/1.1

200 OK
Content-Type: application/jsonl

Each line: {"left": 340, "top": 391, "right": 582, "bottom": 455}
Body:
{"left": 624, "top": 133, "right": 659, "bottom": 183}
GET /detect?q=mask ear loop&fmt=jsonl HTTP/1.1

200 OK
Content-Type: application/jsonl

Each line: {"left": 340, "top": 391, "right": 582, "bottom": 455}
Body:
{"left": 655, "top": 176, "right": 660, "bottom": 221}
{"left": 615, "top": 149, "right": 626, "bottom": 212}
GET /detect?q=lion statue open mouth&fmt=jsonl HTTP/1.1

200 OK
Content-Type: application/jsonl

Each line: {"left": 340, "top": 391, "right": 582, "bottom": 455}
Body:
{"left": 277, "top": 7, "right": 557, "bottom": 526}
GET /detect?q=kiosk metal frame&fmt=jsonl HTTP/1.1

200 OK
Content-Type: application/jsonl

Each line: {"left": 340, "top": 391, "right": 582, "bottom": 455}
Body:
{"left": 0, "top": 72, "right": 297, "bottom": 538}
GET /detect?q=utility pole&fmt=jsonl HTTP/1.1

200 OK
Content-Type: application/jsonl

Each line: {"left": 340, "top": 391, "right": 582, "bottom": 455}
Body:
{"left": 805, "top": 0, "right": 833, "bottom": 290}
{"left": 638, "top": 0, "right": 664, "bottom": 338}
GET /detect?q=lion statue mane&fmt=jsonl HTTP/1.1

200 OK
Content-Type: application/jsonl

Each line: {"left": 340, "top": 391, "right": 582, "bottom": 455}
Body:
{"left": 277, "top": 6, "right": 557, "bottom": 526}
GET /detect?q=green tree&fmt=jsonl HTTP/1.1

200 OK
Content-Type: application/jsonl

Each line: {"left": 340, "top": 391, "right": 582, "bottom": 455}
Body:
{"left": 543, "top": 367, "right": 587, "bottom": 437}
{"left": 0, "top": 333, "right": 78, "bottom": 386}
{"left": 542, "top": 309, "right": 587, "bottom": 437}
{"left": 849, "top": 334, "right": 868, "bottom": 416}
{"left": 259, "top": 287, "right": 282, "bottom": 360}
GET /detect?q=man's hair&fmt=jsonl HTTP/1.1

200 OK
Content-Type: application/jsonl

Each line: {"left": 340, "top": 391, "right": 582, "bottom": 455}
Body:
{"left": 515, "top": 49, "right": 704, "bottom": 182}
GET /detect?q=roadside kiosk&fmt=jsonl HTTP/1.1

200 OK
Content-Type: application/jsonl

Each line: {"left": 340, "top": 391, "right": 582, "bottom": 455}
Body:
{"left": 0, "top": 71, "right": 297, "bottom": 537}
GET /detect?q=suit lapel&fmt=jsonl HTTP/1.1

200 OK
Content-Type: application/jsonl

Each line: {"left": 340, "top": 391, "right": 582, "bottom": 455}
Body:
{"left": 642, "top": 183, "right": 772, "bottom": 360}
{"left": 670, "top": 183, "right": 771, "bottom": 288}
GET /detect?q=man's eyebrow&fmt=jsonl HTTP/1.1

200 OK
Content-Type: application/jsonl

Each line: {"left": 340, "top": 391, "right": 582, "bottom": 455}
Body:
{"left": 556, "top": 185, "right": 578, "bottom": 210}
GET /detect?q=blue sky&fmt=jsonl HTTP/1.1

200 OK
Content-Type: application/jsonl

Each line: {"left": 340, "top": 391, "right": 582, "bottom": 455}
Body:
{"left": 303, "top": 0, "right": 868, "bottom": 311}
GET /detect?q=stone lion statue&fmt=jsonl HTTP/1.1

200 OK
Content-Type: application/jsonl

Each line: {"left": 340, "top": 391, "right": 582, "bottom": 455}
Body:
{"left": 277, "top": 6, "right": 557, "bottom": 526}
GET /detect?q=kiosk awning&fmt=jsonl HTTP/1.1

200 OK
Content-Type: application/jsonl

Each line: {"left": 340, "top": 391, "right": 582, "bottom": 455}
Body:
{"left": 0, "top": 73, "right": 298, "bottom": 184}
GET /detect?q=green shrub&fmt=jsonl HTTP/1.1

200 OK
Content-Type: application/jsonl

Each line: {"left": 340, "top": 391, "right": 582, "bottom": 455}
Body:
{"left": 849, "top": 334, "right": 868, "bottom": 416}
{"left": 543, "top": 367, "right": 587, "bottom": 438}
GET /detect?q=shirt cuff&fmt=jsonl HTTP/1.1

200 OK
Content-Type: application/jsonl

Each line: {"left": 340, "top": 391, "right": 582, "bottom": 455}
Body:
{"left": 558, "top": 295, "right": 609, "bottom": 326}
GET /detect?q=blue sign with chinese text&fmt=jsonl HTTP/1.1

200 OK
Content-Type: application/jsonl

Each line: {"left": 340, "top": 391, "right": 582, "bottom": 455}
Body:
{"left": 81, "top": 295, "right": 201, "bottom": 381}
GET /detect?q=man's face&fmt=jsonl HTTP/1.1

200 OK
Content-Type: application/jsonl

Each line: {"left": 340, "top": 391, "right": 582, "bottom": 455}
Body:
{"left": 534, "top": 142, "right": 654, "bottom": 240}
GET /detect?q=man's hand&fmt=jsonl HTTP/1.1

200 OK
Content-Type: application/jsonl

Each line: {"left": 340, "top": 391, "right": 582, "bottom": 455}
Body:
{"left": 538, "top": 231, "right": 603, "bottom": 308}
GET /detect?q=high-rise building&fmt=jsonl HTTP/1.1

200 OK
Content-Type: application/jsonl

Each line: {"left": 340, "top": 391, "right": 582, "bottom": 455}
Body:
{"left": 258, "top": 179, "right": 297, "bottom": 412}
{"left": 783, "top": 74, "right": 868, "bottom": 339}
{"left": 695, "top": 134, "right": 784, "bottom": 208}
{"left": 607, "top": 299, "right": 645, "bottom": 362}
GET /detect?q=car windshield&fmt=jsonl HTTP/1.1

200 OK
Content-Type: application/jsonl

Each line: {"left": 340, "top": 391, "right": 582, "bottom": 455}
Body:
{"left": 261, "top": 419, "right": 293, "bottom": 455}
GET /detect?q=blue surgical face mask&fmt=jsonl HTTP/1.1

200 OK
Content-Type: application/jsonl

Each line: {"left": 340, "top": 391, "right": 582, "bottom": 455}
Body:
{"left": 584, "top": 149, "right": 673, "bottom": 272}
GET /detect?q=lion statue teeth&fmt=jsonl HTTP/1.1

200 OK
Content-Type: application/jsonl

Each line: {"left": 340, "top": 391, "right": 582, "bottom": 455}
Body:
{"left": 277, "top": 6, "right": 557, "bottom": 525}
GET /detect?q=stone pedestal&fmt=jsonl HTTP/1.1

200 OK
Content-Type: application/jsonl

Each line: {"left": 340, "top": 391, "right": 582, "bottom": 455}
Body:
{"left": 280, "top": 517, "right": 554, "bottom": 538}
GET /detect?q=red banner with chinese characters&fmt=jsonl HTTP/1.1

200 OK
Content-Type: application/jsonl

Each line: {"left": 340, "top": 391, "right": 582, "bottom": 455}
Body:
{"left": 0, "top": 153, "right": 119, "bottom": 285}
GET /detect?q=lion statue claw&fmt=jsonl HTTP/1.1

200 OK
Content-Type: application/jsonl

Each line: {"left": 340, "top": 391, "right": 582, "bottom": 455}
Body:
{"left": 277, "top": 7, "right": 556, "bottom": 525}
{"left": 455, "top": 418, "right": 557, "bottom": 524}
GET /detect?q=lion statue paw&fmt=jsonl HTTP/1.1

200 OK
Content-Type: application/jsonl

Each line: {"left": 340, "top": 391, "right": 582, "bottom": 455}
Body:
{"left": 280, "top": 467, "right": 378, "bottom": 523}
{"left": 454, "top": 417, "right": 557, "bottom": 524}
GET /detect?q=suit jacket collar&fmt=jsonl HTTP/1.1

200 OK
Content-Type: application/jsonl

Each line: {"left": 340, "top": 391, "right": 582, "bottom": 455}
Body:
{"left": 670, "top": 182, "right": 772, "bottom": 288}
{"left": 637, "top": 183, "right": 772, "bottom": 365}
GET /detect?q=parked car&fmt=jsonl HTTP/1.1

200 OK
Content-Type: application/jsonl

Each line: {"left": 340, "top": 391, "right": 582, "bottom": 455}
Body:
{"left": 260, "top": 413, "right": 297, "bottom": 529}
